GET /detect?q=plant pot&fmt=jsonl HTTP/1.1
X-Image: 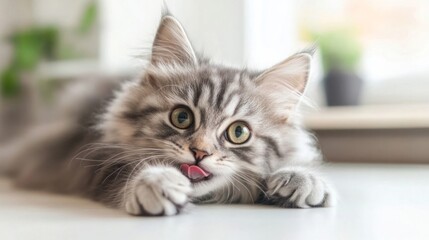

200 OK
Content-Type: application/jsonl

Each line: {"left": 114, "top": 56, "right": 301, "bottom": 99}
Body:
{"left": 323, "top": 68, "right": 363, "bottom": 106}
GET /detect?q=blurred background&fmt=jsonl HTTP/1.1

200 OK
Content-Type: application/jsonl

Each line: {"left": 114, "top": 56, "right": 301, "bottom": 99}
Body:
{"left": 1, "top": 0, "right": 429, "bottom": 163}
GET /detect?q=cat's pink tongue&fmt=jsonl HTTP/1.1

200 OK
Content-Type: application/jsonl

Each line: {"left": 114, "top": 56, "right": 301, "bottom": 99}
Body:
{"left": 180, "top": 164, "right": 210, "bottom": 181}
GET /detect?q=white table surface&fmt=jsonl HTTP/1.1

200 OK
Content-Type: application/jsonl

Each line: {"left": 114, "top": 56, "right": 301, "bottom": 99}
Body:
{"left": 1, "top": 163, "right": 429, "bottom": 240}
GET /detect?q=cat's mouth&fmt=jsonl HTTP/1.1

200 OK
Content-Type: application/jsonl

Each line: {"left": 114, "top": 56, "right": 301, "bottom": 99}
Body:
{"left": 180, "top": 164, "right": 213, "bottom": 183}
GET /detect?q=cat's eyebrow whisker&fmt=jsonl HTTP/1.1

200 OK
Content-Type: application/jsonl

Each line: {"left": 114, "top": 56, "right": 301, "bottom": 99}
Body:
{"left": 155, "top": 84, "right": 183, "bottom": 94}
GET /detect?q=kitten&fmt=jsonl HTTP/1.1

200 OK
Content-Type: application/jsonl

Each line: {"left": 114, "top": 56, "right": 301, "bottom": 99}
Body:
{"left": 0, "top": 14, "right": 335, "bottom": 216}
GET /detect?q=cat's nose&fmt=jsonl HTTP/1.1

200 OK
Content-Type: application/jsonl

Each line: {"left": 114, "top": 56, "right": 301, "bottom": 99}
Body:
{"left": 190, "top": 147, "right": 210, "bottom": 162}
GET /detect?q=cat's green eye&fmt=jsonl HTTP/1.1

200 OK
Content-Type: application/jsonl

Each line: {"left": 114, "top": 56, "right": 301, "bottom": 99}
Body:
{"left": 170, "top": 107, "right": 194, "bottom": 129}
{"left": 226, "top": 121, "right": 251, "bottom": 144}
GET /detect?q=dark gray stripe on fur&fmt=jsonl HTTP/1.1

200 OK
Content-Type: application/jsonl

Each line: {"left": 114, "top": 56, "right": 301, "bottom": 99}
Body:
{"left": 122, "top": 106, "right": 162, "bottom": 123}
{"left": 233, "top": 98, "right": 244, "bottom": 116}
{"left": 215, "top": 78, "right": 228, "bottom": 109}
{"left": 156, "top": 123, "right": 180, "bottom": 138}
{"left": 199, "top": 108, "right": 207, "bottom": 127}
{"left": 193, "top": 83, "right": 202, "bottom": 106}
{"left": 222, "top": 90, "right": 240, "bottom": 109}
{"left": 231, "top": 147, "right": 254, "bottom": 163}
{"left": 204, "top": 78, "right": 216, "bottom": 105}
{"left": 259, "top": 135, "right": 282, "bottom": 158}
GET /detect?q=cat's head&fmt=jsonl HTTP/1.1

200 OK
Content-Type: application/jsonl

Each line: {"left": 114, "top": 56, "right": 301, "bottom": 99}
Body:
{"left": 100, "top": 15, "right": 313, "bottom": 201}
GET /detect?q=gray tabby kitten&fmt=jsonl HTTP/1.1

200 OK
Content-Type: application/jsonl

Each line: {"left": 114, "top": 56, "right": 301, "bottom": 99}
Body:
{"left": 0, "top": 14, "right": 335, "bottom": 216}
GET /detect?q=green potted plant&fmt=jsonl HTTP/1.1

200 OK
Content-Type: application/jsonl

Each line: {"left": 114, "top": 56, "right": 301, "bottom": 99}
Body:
{"left": 0, "top": 1, "right": 98, "bottom": 142}
{"left": 316, "top": 29, "right": 363, "bottom": 106}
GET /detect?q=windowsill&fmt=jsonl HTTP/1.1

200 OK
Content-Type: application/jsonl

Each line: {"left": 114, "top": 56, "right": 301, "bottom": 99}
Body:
{"left": 303, "top": 104, "right": 429, "bottom": 164}
{"left": 303, "top": 104, "right": 429, "bottom": 130}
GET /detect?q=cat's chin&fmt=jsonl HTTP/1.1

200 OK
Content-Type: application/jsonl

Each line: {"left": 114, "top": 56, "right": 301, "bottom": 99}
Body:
{"left": 189, "top": 174, "right": 213, "bottom": 183}
{"left": 190, "top": 174, "right": 231, "bottom": 198}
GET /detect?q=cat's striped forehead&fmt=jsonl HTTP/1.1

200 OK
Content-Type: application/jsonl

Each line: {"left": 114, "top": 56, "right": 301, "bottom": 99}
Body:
{"left": 146, "top": 64, "right": 266, "bottom": 128}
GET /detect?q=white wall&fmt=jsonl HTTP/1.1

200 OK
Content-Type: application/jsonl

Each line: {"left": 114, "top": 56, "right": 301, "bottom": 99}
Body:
{"left": 98, "top": 0, "right": 299, "bottom": 71}
{"left": 32, "top": 0, "right": 91, "bottom": 27}
{"left": 99, "top": 0, "right": 245, "bottom": 70}
{"left": 244, "top": 0, "right": 299, "bottom": 68}
{"left": 167, "top": 0, "right": 245, "bottom": 66}
{"left": 99, "top": 0, "right": 163, "bottom": 71}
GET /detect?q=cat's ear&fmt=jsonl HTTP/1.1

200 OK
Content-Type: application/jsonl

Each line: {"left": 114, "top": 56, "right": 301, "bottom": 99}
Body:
{"left": 151, "top": 15, "right": 198, "bottom": 66}
{"left": 255, "top": 52, "right": 312, "bottom": 122}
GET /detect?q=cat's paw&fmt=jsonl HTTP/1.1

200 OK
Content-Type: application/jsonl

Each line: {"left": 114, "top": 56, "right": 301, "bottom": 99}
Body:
{"left": 266, "top": 167, "right": 335, "bottom": 208}
{"left": 124, "top": 166, "right": 192, "bottom": 216}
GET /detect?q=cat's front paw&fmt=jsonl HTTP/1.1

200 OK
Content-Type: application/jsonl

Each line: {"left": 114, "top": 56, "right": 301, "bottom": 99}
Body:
{"left": 124, "top": 166, "right": 192, "bottom": 216}
{"left": 266, "top": 167, "right": 335, "bottom": 208}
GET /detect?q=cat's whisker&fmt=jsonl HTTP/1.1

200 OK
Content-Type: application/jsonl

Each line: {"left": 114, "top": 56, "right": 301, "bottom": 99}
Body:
{"left": 73, "top": 143, "right": 171, "bottom": 170}
{"left": 222, "top": 177, "right": 231, "bottom": 203}
{"left": 69, "top": 142, "right": 140, "bottom": 167}
{"left": 235, "top": 171, "right": 268, "bottom": 198}
{"left": 102, "top": 154, "right": 166, "bottom": 185}
{"left": 122, "top": 158, "right": 149, "bottom": 205}
{"left": 100, "top": 151, "right": 171, "bottom": 172}
{"left": 226, "top": 176, "right": 239, "bottom": 204}
{"left": 229, "top": 174, "right": 255, "bottom": 203}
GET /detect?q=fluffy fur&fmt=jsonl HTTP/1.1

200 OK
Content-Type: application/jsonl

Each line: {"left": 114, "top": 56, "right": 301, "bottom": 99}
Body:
{"left": 0, "top": 14, "right": 335, "bottom": 216}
